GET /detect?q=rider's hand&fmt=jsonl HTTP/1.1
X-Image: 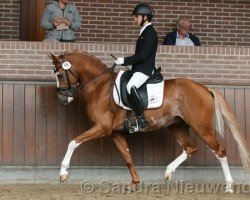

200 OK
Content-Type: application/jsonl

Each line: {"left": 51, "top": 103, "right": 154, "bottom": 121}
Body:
{"left": 115, "top": 57, "right": 124, "bottom": 65}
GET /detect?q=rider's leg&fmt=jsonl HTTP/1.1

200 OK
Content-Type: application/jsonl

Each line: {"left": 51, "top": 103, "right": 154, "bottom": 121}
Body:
{"left": 126, "top": 72, "right": 149, "bottom": 129}
{"left": 130, "top": 86, "right": 148, "bottom": 129}
{"left": 126, "top": 72, "right": 149, "bottom": 94}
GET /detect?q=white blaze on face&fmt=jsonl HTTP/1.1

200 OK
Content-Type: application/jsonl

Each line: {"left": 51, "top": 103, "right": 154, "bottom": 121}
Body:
{"left": 55, "top": 72, "right": 60, "bottom": 88}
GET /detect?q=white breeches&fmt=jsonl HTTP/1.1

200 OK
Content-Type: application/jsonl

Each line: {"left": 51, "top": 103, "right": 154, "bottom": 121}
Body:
{"left": 126, "top": 72, "right": 149, "bottom": 94}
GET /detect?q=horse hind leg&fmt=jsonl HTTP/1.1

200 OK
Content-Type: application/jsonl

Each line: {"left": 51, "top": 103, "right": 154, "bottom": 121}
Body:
{"left": 214, "top": 150, "right": 234, "bottom": 193}
{"left": 193, "top": 126, "right": 234, "bottom": 193}
{"left": 165, "top": 123, "right": 197, "bottom": 181}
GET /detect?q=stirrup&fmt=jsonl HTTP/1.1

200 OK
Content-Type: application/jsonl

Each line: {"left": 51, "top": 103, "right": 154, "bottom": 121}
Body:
{"left": 129, "top": 125, "right": 139, "bottom": 134}
{"left": 124, "top": 117, "right": 140, "bottom": 135}
{"left": 128, "top": 117, "right": 139, "bottom": 134}
{"left": 124, "top": 116, "right": 139, "bottom": 135}
{"left": 127, "top": 117, "right": 148, "bottom": 134}
{"left": 124, "top": 112, "right": 148, "bottom": 135}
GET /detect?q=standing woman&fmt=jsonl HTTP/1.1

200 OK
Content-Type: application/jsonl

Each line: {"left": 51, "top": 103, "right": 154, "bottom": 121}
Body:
{"left": 115, "top": 3, "right": 158, "bottom": 130}
{"left": 40, "top": 0, "right": 81, "bottom": 42}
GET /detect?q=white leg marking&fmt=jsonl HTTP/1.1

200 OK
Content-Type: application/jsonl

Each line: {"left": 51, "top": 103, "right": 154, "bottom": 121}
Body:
{"left": 215, "top": 154, "right": 234, "bottom": 193}
{"left": 60, "top": 140, "right": 81, "bottom": 176}
{"left": 165, "top": 150, "right": 188, "bottom": 180}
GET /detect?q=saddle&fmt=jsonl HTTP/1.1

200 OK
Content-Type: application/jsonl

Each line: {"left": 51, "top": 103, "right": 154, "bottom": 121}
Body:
{"left": 113, "top": 68, "right": 164, "bottom": 111}
{"left": 113, "top": 68, "right": 164, "bottom": 134}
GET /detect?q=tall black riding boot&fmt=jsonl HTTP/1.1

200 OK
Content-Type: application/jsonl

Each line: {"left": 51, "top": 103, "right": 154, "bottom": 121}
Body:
{"left": 130, "top": 86, "right": 149, "bottom": 129}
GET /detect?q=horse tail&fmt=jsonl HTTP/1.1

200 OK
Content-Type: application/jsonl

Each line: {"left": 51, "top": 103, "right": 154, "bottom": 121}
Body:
{"left": 208, "top": 88, "right": 250, "bottom": 174}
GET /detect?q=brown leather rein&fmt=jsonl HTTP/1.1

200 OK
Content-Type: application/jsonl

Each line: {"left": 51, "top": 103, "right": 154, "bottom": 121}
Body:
{"left": 54, "top": 55, "right": 117, "bottom": 97}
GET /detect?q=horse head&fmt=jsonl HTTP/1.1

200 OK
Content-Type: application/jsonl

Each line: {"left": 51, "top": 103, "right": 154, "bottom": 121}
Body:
{"left": 48, "top": 53, "right": 81, "bottom": 105}
{"left": 49, "top": 52, "right": 110, "bottom": 105}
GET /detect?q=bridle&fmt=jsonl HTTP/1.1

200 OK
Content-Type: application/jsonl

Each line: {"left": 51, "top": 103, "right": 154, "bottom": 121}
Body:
{"left": 53, "top": 55, "right": 117, "bottom": 97}
{"left": 54, "top": 67, "right": 83, "bottom": 97}
{"left": 53, "top": 57, "right": 84, "bottom": 97}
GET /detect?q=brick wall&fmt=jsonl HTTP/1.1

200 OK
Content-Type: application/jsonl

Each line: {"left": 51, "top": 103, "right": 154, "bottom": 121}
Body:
{"left": 73, "top": 0, "right": 250, "bottom": 46}
{"left": 1, "top": 0, "right": 250, "bottom": 46}
{"left": 0, "top": 0, "right": 20, "bottom": 40}
{"left": 0, "top": 41, "right": 250, "bottom": 85}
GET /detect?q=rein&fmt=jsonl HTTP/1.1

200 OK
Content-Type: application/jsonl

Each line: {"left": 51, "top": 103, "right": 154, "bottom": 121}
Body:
{"left": 54, "top": 53, "right": 120, "bottom": 113}
{"left": 55, "top": 55, "right": 118, "bottom": 96}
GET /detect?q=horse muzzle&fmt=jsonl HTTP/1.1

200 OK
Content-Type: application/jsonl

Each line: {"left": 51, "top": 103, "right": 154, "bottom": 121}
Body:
{"left": 56, "top": 87, "right": 75, "bottom": 105}
{"left": 57, "top": 93, "right": 74, "bottom": 105}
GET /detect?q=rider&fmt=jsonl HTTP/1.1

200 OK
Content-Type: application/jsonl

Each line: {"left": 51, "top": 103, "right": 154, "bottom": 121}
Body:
{"left": 115, "top": 3, "right": 158, "bottom": 130}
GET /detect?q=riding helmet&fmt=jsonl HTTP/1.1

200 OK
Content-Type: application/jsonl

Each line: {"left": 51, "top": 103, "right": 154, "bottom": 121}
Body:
{"left": 132, "top": 3, "right": 154, "bottom": 19}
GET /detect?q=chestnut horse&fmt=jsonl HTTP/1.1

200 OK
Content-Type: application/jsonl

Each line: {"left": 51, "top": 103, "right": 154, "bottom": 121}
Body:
{"left": 49, "top": 51, "right": 250, "bottom": 193}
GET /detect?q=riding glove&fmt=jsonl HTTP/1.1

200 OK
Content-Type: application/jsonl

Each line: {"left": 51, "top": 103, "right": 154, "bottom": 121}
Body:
{"left": 115, "top": 57, "right": 124, "bottom": 65}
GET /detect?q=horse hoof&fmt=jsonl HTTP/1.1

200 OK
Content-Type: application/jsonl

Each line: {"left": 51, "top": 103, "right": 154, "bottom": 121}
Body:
{"left": 165, "top": 173, "right": 172, "bottom": 181}
{"left": 126, "top": 186, "right": 135, "bottom": 193}
{"left": 225, "top": 189, "right": 233, "bottom": 194}
{"left": 165, "top": 176, "right": 172, "bottom": 182}
{"left": 126, "top": 181, "right": 140, "bottom": 192}
{"left": 60, "top": 174, "right": 68, "bottom": 182}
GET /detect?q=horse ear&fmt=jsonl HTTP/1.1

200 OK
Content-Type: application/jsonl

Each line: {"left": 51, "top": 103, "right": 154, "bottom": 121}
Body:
{"left": 48, "top": 53, "right": 60, "bottom": 64}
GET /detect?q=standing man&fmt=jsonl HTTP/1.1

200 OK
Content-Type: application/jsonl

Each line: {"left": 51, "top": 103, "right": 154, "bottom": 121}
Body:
{"left": 163, "top": 17, "right": 201, "bottom": 46}
{"left": 115, "top": 3, "right": 158, "bottom": 130}
{"left": 40, "top": 0, "right": 81, "bottom": 42}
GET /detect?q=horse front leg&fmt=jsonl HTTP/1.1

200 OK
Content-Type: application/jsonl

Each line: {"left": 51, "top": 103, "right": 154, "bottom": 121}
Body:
{"left": 60, "top": 125, "right": 105, "bottom": 182}
{"left": 112, "top": 132, "right": 140, "bottom": 189}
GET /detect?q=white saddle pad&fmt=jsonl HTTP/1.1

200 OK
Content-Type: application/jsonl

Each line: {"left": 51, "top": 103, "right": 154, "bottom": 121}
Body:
{"left": 113, "top": 70, "right": 164, "bottom": 110}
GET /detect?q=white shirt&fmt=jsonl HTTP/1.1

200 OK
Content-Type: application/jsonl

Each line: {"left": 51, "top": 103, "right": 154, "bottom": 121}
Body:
{"left": 176, "top": 32, "right": 194, "bottom": 46}
{"left": 140, "top": 22, "right": 152, "bottom": 35}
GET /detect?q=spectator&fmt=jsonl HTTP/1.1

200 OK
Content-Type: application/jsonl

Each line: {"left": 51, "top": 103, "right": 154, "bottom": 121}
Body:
{"left": 163, "top": 17, "right": 201, "bottom": 46}
{"left": 40, "top": 0, "right": 81, "bottom": 42}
